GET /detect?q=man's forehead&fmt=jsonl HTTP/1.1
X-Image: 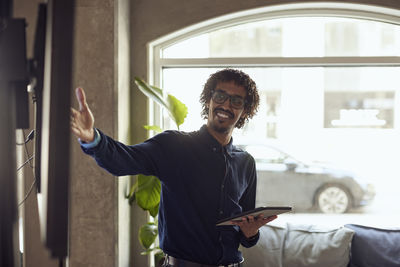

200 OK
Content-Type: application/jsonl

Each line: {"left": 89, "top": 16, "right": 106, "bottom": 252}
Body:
{"left": 215, "top": 81, "right": 246, "bottom": 96}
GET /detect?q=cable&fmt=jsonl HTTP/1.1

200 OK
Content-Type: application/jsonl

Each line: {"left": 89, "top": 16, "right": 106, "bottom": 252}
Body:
{"left": 16, "top": 155, "right": 35, "bottom": 172}
{"left": 16, "top": 130, "right": 35, "bottom": 173}
{"left": 22, "top": 129, "right": 35, "bottom": 170}
{"left": 16, "top": 129, "right": 35, "bottom": 145}
{"left": 18, "top": 179, "right": 36, "bottom": 207}
{"left": 17, "top": 129, "right": 38, "bottom": 208}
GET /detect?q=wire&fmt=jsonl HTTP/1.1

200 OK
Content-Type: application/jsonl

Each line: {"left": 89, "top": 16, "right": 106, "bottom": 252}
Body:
{"left": 17, "top": 129, "right": 38, "bottom": 208}
{"left": 18, "top": 179, "right": 36, "bottom": 208}
{"left": 16, "top": 129, "right": 35, "bottom": 146}
{"left": 16, "top": 155, "right": 35, "bottom": 172}
{"left": 23, "top": 130, "right": 35, "bottom": 172}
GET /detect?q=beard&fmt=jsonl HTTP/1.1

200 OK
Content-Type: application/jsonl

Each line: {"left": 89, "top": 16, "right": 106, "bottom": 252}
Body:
{"left": 209, "top": 119, "right": 230, "bottom": 133}
{"left": 207, "top": 107, "right": 238, "bottom": 134}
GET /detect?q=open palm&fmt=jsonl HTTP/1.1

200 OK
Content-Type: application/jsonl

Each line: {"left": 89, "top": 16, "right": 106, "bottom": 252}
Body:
{"left": 70, "top": 87, "right": 95, "bottom": 143}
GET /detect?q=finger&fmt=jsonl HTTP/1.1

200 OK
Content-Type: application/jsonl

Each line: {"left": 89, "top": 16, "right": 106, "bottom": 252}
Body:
{"left": 263, "top": 215, "right": 278, "bottom": 223}
{"left": 247, "top": 216, "right": 255, "bottom": 223}
{"left": 70, "top": 121, "right": 79, "bottom": 132}
{"left": 70, "top": 111, "right": 76, "bottom": 120}
{"left": 231, "top": 218, "right": 245, "bottom": 226}
{"left": 71, "top": 107, "right": 79, "bottom": 116}
{"left": 256, "top": 214, "right": 265, "bottom": 220}
{"left": 70, "top": 123, "right": 79, "bottom": 135}
{"left": 71, "top": 128, "right": 82, "bottom": 139}
{"left": 75, "top": 87, "right": 87, "bottom": 111}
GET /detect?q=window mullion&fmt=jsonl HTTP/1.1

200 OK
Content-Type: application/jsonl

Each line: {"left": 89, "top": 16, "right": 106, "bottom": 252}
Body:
{"left": 158, "top": 57, "right": 400, "bottom": 68}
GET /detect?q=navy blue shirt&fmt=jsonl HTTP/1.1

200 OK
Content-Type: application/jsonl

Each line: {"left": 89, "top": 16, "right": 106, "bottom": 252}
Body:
{"left": 81, "top": 125, "right": 259, "bottom": 265}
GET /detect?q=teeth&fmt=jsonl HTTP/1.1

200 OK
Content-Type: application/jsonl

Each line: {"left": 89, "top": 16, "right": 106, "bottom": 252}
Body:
{"left": 217, "top": 112, "right": 229, "bottom": 119}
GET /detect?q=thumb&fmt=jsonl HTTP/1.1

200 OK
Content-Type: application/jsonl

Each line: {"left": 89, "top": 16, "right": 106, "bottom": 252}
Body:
{"left": 75, "top": 87, "right": 88, "bottom": 111}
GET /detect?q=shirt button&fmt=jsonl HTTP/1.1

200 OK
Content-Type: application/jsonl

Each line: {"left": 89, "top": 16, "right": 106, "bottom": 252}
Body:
{"left": 212, "top": 147, "right": 217, "bottom": 152}
{"left": 220, "top": 210, "right": 223, "bottom": 215}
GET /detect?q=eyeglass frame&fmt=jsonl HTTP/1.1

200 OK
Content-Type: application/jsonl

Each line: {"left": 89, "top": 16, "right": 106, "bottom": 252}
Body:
{"left": 211, "top": 89, "right": 247, "bottom": 109}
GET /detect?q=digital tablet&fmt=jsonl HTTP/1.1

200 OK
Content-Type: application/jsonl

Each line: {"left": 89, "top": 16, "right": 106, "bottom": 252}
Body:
{"left": 216, "top": 206, "right": 292, "bottom": 226}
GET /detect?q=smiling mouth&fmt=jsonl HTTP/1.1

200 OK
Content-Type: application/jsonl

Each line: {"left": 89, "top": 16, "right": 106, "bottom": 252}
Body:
{"left": 214, "top": 109, "right": 234, "bottom": 120}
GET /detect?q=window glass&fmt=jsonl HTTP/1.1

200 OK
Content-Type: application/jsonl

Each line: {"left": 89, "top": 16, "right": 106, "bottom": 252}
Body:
{"left": 162, "top": 17, "right": 400, "bottom": 58}
{"left": 162, "top": 66, "right": 400, "bottom": 227}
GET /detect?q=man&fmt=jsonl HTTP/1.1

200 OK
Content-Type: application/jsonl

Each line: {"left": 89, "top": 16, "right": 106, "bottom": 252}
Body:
{"left": 71, "top": 69, "right": 277, "bottom": 267}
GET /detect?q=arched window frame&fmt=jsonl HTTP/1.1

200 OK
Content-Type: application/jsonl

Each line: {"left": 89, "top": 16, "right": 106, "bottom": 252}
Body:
{"left": 148, "top": 2, "right": 400, "bottom": 88}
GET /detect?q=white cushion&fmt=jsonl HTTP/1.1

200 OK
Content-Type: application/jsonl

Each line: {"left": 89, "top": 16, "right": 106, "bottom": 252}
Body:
{"left": 282, "top": 223, "right": 354, "bottom": 267}
{"left": 241, "top": 224, "right": 286, "bottom": 267}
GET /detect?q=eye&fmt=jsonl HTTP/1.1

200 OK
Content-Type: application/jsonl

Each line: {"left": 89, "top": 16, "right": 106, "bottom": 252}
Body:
{"left": 214, "top": 91, "right": 227, "bottom": 102}
{"left": 231, "top": 97, "right": 244, "bottom": 107}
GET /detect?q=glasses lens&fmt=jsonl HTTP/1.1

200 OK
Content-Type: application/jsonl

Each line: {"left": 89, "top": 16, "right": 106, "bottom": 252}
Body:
{"left": 231, "top": 96, "right": 245, "bottom": 108}
{"left": 212, "top": 91, "right": 228, "bottom": 103}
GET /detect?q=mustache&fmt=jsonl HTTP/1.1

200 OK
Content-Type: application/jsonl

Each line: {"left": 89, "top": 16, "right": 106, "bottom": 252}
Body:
{"left": 213, "top": 108, "right": 234, "bottom": 118}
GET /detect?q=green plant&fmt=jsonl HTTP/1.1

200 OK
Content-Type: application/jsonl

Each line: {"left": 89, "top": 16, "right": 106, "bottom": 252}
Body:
{"left": 127, "top": 77, "right": 188, "bottom": 261}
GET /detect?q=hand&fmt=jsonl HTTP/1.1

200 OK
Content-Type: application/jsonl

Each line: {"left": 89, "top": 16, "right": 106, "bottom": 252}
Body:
{"left": 230, "top": 214, "right": 278, "bottom": 238}
{"left": 70, "top": 87, "right": 95, "bottom": 142}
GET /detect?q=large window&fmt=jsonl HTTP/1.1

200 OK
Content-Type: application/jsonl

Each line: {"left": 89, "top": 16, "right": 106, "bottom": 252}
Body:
{"left": 149, "top": 4, "right": 400, "bottom": 228}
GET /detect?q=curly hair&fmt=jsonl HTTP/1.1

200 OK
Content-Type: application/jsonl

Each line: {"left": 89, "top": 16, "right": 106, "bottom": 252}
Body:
{"left": 200, "top": 68, "right": 260, "bottom": 129}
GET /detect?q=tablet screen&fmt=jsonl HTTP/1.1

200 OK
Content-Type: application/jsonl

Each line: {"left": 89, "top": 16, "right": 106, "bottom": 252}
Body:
{"left": 216, "top": 206, "right": 292, "bottom": 226}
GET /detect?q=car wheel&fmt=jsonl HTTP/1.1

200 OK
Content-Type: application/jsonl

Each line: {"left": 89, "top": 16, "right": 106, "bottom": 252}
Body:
{"left": 316, "top": 184, "right": 352, "bottom": 214}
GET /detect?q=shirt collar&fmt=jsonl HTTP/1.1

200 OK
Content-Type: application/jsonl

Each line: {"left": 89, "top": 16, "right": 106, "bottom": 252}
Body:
{"left": 198, "top": 125, "right": 234, "bottom": 155}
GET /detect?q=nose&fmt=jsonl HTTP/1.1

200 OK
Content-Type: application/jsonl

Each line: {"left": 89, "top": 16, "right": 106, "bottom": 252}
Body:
{"left": 219, "top": 97, "right": 233, "bottom": 110}
{"left": 222, "top": 98, "right": 230, "bottom": 107}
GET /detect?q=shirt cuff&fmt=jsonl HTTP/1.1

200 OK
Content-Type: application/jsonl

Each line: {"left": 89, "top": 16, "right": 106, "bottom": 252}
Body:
{"left": 240, "top": 230, "right": 260, "bottom": 248}
{"left": 246, "top": 231, "right": 260, "bottom": 241}
{"left": 79, "top": 129, "right": 101, "bottom": 149}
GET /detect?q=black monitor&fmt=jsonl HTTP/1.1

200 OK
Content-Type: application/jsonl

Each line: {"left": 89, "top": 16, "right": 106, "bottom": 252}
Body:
{"left": 34, "top": 0, "right": 75, "bottom": 260}
{"left": 1, "top": 0, "right": 75, "bottom": 263}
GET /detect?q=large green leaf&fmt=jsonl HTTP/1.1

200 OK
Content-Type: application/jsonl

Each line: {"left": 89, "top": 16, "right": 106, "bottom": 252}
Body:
{"left": 139, "top": 222, "right": 158, "bottom": 249}
{"left": 135, "top": 77, "right": 188, "bottom": 129}
{"left": 135, "top": 175, "right": 161, "bottom": 211}
{"left": 148, "top": 202, "right": 159, "bottom": 218}
{"left": 167, "top": 94, "right": 188, "bottom": 128}
{"left": 135, "top": 77, "right": 169, "bottom": 111}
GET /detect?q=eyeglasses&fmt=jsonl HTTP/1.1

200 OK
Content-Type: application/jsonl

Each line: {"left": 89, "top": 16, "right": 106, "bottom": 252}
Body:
{"left": 211, "top": 90, "right": 246, "bottom": 109}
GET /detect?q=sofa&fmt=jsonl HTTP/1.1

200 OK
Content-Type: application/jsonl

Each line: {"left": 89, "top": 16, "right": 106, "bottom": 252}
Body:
{"left": 241, "top": 223, "right": 400, "bottom": 267}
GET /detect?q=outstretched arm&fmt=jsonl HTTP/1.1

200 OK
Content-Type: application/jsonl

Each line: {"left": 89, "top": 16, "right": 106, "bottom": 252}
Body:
{"left": 70, "top": 87, "right": 95, "bottom": 143}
